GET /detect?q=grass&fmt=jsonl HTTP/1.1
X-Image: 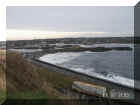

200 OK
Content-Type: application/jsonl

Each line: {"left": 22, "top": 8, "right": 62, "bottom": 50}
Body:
{"left": 5, "top": 51, "right": 98, "bottom": 100}
{"left": 0, "top": 50, "right": 6, "bottom": 61}
{"left": 7, "top": 91, "right": 50, "bottom": 99}
{"left": 0, "top": 90, "right": 6, "bottom": 105}
{"left": 0, "top": 49, "right": 6, "bottom": 104}
{"left": 0, "top": 50, "right": 138, "bottom": 105}
{"left": 0, "top": 50, "right": 6, "bottom": 54}
{"left": 5, "top": 51, "right": 76, "bottom": 100}
{"left": 37, "top": 68, "right": 74, "bottom": 89}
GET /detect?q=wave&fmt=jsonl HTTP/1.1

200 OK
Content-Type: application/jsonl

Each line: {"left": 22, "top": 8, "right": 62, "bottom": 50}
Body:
{"left": 9, "top": 49, "right": 42, "bottom": 53}
{"left": 80, "top": 43, "right": 134, "bottom": 49}
{"left": 39, "top": 51, "right": 140, "bottom": 90}
{"left": 69, "top": 67, "right": 136, "bottom": 89}
{"left": 68, "top": 67, "right": 140, "bottom": 90}
{"left": 39, "top": 52, "right": 82, "bottom": 64}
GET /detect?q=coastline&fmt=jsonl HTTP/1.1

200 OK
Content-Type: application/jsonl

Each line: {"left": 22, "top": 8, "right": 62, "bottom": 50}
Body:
{"left": 30, "top": 58, "right": 140, "bottom": 104}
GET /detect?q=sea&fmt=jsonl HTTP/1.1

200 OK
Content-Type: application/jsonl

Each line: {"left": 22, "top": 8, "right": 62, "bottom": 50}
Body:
{"left": 38, "top": 43, "right": 136, "bottom": 88}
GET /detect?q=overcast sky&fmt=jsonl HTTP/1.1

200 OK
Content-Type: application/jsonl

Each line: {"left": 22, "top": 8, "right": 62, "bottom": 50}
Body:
{"left": 6, "top": 6, "right": 134, "bottom": 40}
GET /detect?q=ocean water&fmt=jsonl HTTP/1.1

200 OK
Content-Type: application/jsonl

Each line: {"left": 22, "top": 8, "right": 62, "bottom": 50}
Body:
{"left": 9, "top": 49, "right": 42, "bottom": 53}
{"left": 39, "top": 44, "right": 137, "bottom": 88}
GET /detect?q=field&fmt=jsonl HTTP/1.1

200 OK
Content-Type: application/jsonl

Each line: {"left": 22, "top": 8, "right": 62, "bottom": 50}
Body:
{"left": 0, "top": 49, "right": 6, "bottom": 105}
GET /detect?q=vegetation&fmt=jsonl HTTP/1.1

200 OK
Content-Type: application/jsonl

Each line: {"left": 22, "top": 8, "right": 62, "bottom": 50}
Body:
{"left": 0, "top": 90, "right": 6, "bottom": 105}
{"left": 1, "top": 51, "right": 138, "bottom": 105}
{"left": 5, "top": 51, "right": 90, "bottom": 100}
{"left": 0, "top": 50, "right": 6, "bottom": 105}
{"left": 3, "top": 51, "right": 94, "bottom": 105}
{"left": 6, "top": 51, "right": 66, "bottom": 99}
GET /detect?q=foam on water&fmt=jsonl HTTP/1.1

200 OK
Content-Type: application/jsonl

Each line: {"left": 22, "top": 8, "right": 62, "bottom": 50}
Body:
{"left": 69, "top": 67, "right": 135, "bottom": 88}
{"left": 9, "top": 49, "right": 42, "bottom": 53}
{"left": 39, "top": 45, "right": 140, "bottom": 89}
{"left": 39, "top": 52, "right": 82, "bottom": 64}
{"left": 80, "top": 43, "right": 134, "bottom": 49}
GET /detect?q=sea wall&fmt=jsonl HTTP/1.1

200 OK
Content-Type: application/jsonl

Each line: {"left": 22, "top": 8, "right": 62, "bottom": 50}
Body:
{"left": 31, "top": 59, "right": 140, "bottom": 104}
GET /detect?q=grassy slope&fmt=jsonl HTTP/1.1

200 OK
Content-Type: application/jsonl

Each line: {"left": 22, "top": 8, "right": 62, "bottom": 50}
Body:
{"left": 5, "top": 51, "right": 83, "bottom": 100}
{"left": 6, "top": 51, "right": 58, "bottom": 99}
{"left": 0, "top": 50, "right": 6, "bottom": 104}
{"left": 1, "top": 51, "right": 138, "bottom": 105}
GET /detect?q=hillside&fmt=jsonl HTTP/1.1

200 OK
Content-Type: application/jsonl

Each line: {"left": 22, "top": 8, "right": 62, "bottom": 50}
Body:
{"left": 0, "top": 50, "right": 6, "bottom": 104}
{"left": 1, "top": 51, "right": 138, "bottom": 105}
{"left": 5, "top": 51, "right": 98, "bottom": 105}
{"left": 6, "top": 51, "right": 75, "bottom": 99}
{"left": 0, "top": 50, "right": 6, "bottom": 89}
{"left": 5, "top": 51, "right": 105, "bottom": 105}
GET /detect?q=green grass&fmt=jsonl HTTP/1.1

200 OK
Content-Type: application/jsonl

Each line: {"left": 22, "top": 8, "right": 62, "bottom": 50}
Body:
{"left": 37, "top": 68, "right": 74, "bottom": 89}
{"left": 5, "top": 52, "right": 74, "bottom": 99}
{"left": 0, "top": 90, "right": 6, "bottom": 105}
{"left": 7, "top": 91, "right": 52, "bottom": 99}
{"left": 0, "top": 53, "right": 6, "bottom": 105}
{"left": 5, "top": 51, "right": 92, "bottom": 100}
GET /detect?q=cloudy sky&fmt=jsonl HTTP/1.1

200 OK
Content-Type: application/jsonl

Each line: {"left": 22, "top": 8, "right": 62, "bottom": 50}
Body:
{"left": 6, "top": 6, "right": 134, "bottom": 40}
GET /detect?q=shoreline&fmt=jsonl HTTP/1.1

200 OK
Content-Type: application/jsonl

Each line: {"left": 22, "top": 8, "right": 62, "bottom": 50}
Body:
{"left": 30, "top": 58, "right": 140, "bottom": 104}
{"left": 33, "top": 59, "right": 138, "bottom": 90}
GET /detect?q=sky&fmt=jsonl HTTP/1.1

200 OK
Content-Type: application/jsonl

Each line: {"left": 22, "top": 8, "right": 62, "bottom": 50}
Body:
{"left": 6, "top": 6, "right": 134, "bottom": 40}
